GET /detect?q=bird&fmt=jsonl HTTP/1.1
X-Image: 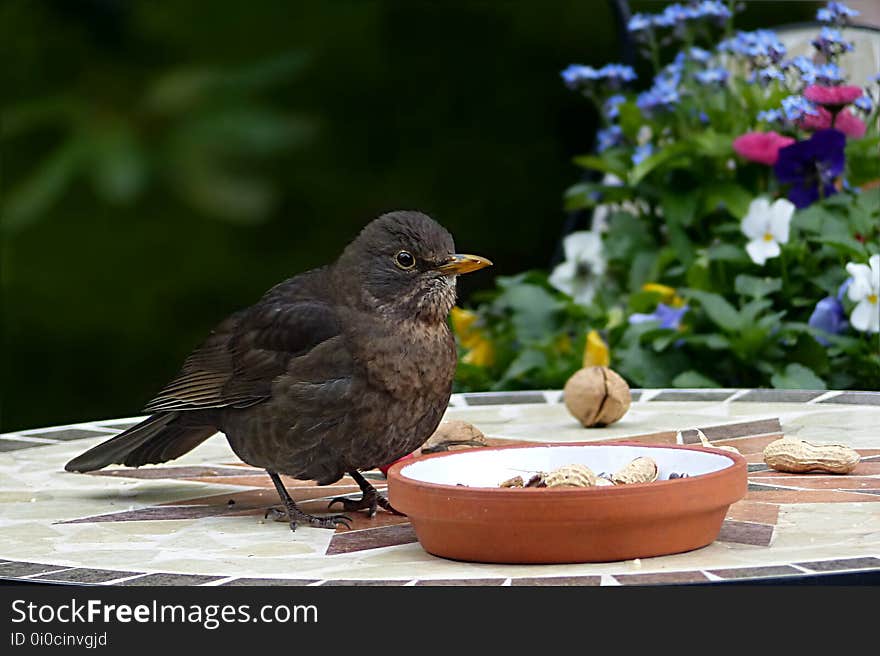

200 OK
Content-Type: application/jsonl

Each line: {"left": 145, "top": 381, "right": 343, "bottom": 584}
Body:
{"left": 65, "top": 211, "right": 492, "bottom": 531}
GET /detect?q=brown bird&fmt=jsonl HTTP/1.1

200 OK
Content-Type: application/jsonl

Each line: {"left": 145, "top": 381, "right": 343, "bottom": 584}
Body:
{"left": 65, "top": 211, "right": 492, "bottom": 530}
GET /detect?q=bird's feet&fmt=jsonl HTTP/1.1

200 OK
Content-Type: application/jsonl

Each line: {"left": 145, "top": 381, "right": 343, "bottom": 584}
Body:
{"left": 264, "top": 506, "right": 351, "bottom": 531}
{"left": 328, "top": 469, "right": 406, "bottom": 518}
{"left": 328, "top": 487, "right": 404, "bottom": 518}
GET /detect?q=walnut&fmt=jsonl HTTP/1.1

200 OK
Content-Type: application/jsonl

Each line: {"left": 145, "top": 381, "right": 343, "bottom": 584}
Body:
{"left": 420, "top": 420, "right": 488, "bottom": 454}
{"left": 562, "top": 366, "right": 632, "bottom": 427}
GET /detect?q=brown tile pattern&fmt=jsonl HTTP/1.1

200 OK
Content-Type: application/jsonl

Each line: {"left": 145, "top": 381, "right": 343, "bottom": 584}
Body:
{"left": 0, "top": 562, "right": 74, "bottom": 578}
{"left": 614, "top": 570, "right": 709, "bottom": 585}
{"left": 733, "top": 390, "right": 825, "bottom": 403}
{"left": 221, "top": 578, "right": 319, "bottom": 586}
{"left": 117, "top": 573, "right": 226, "bottom": 586}
{"left": 725, "top": 500, "right": 780, "bottom": 525}
{"left": 708, "top": 565, "right": 802, "bottom": 579}
{"left": 716, "top": 520, "right": 774, "bottom": 547}
{"left": 794, "top": 557, "right": 880, "bottom": 572}
{"left": 415, "top": 578, "right": 506, "bottom": 586}
{"left": 819, "top": 391, "right": 880, "bottom": 405}
{"left": 325, "top": 523, "right": 418, "bottom": 555}
{"left": 510, "top": 576, "right": 601, "bottom": 586}
{"left": 29, "top": 568, "right": 141, "bottom": 584}
{"left": 318, "top": 579, "right": 411, "bottom": 586}
{"left": 0, "top": 439, "right": 48, "bottom": 452}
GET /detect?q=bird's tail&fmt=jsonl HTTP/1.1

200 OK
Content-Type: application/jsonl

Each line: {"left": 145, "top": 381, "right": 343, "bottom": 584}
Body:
{"left": 64, "top": 412, "right": 218, "bottom": 472}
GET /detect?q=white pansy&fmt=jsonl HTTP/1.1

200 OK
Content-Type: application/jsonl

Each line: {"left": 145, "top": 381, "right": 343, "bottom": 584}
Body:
{"left": 549, "top": 230, "right": 606, "bottom": 306}
{"left": 845, "top": 254, "right": 880, "bottom": 334}
{"left": 741, "top": 197, "right": 794, "bottom": 265}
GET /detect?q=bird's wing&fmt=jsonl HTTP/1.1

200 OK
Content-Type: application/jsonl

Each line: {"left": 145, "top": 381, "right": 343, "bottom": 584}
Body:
{"left": 143, "top": 299, "right": 342, "bottom": 413}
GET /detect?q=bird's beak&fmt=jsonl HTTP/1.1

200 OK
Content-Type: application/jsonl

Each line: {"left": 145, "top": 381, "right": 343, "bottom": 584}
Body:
{"left": 434, "top": 253, "right": 493, "bottom": 276}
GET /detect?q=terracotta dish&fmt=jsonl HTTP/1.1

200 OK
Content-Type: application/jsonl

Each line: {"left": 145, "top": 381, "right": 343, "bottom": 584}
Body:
{"left": 387, "top": 442, "right": 747, "bottom": 564}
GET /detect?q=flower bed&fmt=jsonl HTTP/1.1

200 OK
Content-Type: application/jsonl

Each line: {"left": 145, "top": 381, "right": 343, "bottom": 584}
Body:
{"left": 453, "top": 1, "right": 879, "bottom": 393}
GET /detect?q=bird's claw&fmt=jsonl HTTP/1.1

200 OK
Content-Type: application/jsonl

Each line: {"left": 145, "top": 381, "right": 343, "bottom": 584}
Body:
{"left": 264, "top": 505, "right": 352, "bottom": 531}
{"left": 328, "top": 491, "right": 405, "bottom": 517}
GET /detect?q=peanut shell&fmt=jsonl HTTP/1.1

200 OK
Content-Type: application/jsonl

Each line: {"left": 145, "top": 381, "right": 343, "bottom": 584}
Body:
{"left": 763, "top": 438, "right": 860, "bottom": 474}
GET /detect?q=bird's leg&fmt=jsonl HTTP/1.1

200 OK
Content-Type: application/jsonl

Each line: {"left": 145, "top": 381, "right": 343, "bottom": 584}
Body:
{"left": 328, "top": 469, "right": 406, "bottom": 518}
{"left": 265, "top": 471, "right": 351, "bottom": 531}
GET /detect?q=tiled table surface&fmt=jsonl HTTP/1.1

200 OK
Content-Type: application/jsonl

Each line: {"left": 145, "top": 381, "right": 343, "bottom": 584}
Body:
{"left": 1, "top": 388, "right": 879, "bottom": 586}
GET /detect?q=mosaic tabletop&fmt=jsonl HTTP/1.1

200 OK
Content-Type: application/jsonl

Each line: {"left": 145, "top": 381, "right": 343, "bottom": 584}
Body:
{"left": 1, "top": 388, "right": 879, "bottom": 586}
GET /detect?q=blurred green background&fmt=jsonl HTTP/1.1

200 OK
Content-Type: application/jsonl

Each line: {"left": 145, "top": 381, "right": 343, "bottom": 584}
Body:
{"left": 1, "top": 1, "right": 818, "bottom": 432}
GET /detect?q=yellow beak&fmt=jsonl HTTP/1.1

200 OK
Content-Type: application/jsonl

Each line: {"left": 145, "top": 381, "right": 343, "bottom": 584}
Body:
{"left": 434, "top": 253, "right": 493, "bottom": 276}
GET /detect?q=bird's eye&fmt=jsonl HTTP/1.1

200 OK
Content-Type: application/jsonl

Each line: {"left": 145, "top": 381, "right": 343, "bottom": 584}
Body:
{"left": 395, "top": 250, "right": 416, "bottom": 270}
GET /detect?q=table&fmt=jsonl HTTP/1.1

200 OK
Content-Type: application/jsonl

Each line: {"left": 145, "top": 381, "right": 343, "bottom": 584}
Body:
{"left": 1, "top": 388, "right": 878, "bottom": 586}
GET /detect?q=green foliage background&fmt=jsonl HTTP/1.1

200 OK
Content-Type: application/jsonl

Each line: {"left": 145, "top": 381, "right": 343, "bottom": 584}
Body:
{"left": 1, "top": 1, "right": 818, "bottom": 431}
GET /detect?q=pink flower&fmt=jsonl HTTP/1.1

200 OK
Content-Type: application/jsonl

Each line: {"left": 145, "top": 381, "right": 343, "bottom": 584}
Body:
{"left": 799, "top": 107, "right": 866, "bottom": 138}
{"left": 733, "top": 131, "right": 796, "bottom": 165}
{"left": 804, "top": 84, "right": 863, "bottom": 108}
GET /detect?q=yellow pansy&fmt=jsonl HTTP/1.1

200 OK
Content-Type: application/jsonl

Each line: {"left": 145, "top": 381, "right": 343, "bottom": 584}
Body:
{"left": 450, "top": 307, "right": 495, "bottom": 367}
{"left": 583, "top": 329, "right": 610, "bottom": 367}
{"left": 642, "top": 282, "right": 685, "bottom": 308}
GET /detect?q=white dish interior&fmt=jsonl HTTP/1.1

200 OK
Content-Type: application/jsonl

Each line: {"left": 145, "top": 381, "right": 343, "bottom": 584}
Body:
{"left": 399, "top": 444, "right": 735, "bottom": 488}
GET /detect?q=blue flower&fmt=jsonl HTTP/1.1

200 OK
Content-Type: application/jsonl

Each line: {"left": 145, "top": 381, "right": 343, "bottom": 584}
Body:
{"left": 688, "top": 46, "right": 713, "bottom": 64}
{"left": 695, "top": 0, "right": 732, "bottom": 22}
{"left": 783, "top": 56, "right": 819, "bottom": 86}
{"left": 598, "top": 63, "right": 638, "bottom": 88}
{"left": 854, "top": 95, "right": 874, "bottom": 113}
{"left": 814, "top": 62, "right": 845, "bottom": 85}
{"left": 816, "top": 2, "right": 860, "bottom": 25}
{"left": 720, "top": 29, "right": 786, "bottom": 64}
{"left": 773, "top": 129, "right": 846, "bottom": 208}
{"left": 812, "top": 26, "right": 854, "bottom": 58}
{"left": 627, "top": 13, "right": 653, "bottom": 33}
{"left": 603, "top": 94, "right": 627, "bottom": 120}
{"left": 780, "top": 95, "right": 819, "bottom": 122}
{"left": 629, "top": 303, "right": 689, "bottom": 330}
{"left": 808, "top": 296, "right": 849, "bottom": 345}
{"left": 561, "top": 64, "right": 601, "bottom": 89}
{"left": 596, "top": 125, "right": 623, "bottom": 153}
{"left": 750, "top": 67, "right": 785, "bottom": 87}
{"left": 757, "top": 109, "right": 783, "bottom": 123}
{"left": 632, "top": 143, "right": 655, "bottom": 165}
{"left": 694, "top": 67, "right": 729, "bottom": 86}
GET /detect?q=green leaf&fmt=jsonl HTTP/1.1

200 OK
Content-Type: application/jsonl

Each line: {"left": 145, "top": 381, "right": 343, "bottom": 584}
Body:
{"left": 660, "top": 190, "right": 699, "bottom": 227}
{"left": 682, "top": 334, "right": 730, "bottom": 349}
{"left": 770, "top": 363, "right": 827, "bottom": 390}
{"left": 502, "top": 349, "right": 547, "bottom": 381}
{"left": 563, "top": 182, "right": 632, "bottom": 211}
{"left": 572, "top": 154, "right": 628, "bottom": 178}
{"left": 89, "top": 123, "right": 147, "bottom": 204}
{"left": 685, "top": 289, "right": 743, "bottom": 331}
{"left": 810, "top": 235, "right": 868, "bottom": 258}
{"left": 701, "top": 182, "right": 752, "bottom": 219}
{"left": 628, "top": 142, "right": 690, "bottom": 185}
{"left": 492, "top": 283, "right": 563, "bottom": 341}
{"left": 792, "top": 204, "right": 848, "bottom": 235}
{"left": 1, "top": 137, "right": 85, "bottom": 233}
{"left": 735, "top": 274, "right": 782, "bottom": 299}
{"left": 672, "top": 370, "right": 721, "bottom": 388}
{"left": 706, "top": 243, "right": 750, "bottom": 264}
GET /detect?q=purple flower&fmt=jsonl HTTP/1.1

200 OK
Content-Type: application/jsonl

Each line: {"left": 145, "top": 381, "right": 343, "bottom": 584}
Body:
{"left": 773, "top": 129, "right": 846, "bottom": 208}
{"left": 808, "top": 296, "right": 849, "bottom": 345}
{"left": 629, "top": 303, "right": 689, "bottom": 330}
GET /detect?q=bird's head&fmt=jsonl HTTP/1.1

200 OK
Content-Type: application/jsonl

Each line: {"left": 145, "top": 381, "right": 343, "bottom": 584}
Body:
{"left": 335, "top": 211, "right": 492, "bottom": 322}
